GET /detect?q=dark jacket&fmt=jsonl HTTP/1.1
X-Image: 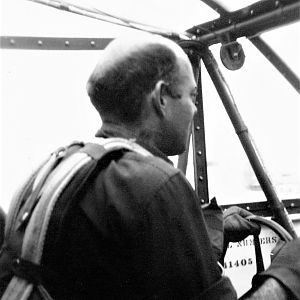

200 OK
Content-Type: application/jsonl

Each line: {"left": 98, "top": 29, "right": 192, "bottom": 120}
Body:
{"left": 0, "top": 207, "right": 5, "bottom": 248}
{"left": 42, "top": 124, "right": 237, "bottom": 299}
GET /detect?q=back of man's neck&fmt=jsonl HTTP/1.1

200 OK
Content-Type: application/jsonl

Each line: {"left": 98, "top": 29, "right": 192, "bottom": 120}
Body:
{"left": 98, "top": 121, "right": 138, "bottom": 139}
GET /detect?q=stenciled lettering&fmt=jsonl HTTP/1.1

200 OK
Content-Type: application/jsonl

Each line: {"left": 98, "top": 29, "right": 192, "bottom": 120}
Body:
{"left": 224, "top": 258, "right": 253, "bottom": 269}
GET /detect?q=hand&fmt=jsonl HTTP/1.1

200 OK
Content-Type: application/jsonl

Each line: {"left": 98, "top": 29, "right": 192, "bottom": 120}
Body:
{"left": 224, "top": 206, "right": 261, "bottom": 243}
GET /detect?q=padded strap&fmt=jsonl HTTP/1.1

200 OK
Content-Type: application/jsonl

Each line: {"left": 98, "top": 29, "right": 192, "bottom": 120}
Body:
{"left": 4, "top": 162, "right": 43, "bottom": 238}
{"left": 1, "top": 152, "right": 91, "bottom": 300}
{"left": 11, "top": 258, "right": 48, "bottom": 286}
{"left": 22, "top": 152, "right": 91, "bottom": 263}
{"left": 87, "top": 137, "right": 152, "bottom": 157}
{"left": 16, "top": 151, "right": 63, "bottom": 231}
{"left": 2, "top": 138, "right": 151, "bottom": 300}
{"left": 5, "top": 142, "right": 82, "bottom": 238}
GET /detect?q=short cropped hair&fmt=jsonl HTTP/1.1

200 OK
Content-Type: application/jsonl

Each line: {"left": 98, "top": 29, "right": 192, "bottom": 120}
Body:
{"left": 87, "top": 43, "right": 179, "bottom": 124}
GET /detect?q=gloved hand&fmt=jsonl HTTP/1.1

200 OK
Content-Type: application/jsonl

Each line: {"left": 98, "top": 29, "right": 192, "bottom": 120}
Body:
{"left": 224, "top": 206, "right": 261, "bottom": 243}
{"left": 202, "top": 198, "right": 224, "bottom": 261}
{"left": 252, "top": 238, "right": 300, "bottom": 299}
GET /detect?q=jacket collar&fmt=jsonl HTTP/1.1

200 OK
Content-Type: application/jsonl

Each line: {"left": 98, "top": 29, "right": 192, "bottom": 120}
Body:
{"left": 95, "top": 122, "right": 173, "bottom": 165}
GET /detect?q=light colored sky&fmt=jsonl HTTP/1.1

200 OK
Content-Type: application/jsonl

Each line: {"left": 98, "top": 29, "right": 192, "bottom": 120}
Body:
{"left": 1, "top": 0, "right": 300, "bottom": 213}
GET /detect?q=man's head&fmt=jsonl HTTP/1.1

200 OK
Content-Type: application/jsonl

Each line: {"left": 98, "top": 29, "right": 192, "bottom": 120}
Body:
{"left": 87, "top": 32, "right": 197, "bottom": 155}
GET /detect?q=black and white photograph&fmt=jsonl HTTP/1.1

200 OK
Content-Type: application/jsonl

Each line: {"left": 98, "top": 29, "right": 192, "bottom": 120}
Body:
{"left": 1, "top": 0, "right": 300, "bottom": 299}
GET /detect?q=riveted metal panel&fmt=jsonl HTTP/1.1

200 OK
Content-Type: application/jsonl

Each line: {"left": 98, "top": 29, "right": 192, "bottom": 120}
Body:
{"left": 0, "top": 36, "right": 113, "bottom": 50}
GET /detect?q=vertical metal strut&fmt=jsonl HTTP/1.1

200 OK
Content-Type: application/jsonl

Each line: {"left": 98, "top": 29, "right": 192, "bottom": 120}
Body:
{"left": 177, "top": 50, "right": 210, "bottom": 205}
{"left": 191, "top": 55, "right": 210, "bottom": 204}
{"left": 202, "top": 49, "right": 298, "bottom": 238}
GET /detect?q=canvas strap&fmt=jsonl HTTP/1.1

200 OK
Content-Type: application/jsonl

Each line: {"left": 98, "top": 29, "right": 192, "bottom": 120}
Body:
{"left": 1, "top": 137, "right": 151, "bottom": 300}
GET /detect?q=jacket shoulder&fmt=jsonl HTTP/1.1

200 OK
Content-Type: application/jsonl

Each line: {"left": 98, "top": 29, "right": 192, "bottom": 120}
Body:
{"left": 119, "top": 151, "right": 181, "bottom": 185}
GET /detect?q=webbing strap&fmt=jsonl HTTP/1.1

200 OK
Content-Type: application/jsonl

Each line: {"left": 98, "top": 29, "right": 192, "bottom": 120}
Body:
{"left": 23, "top": 153, "right": 91, "bottom": 262}
{"left": 1, "top": 278, "right": 33, "bottom": 300}
{"left": 88, "top": 137, "right": 152, "bottom": 158}
{"left": 16, "top": 153, "right": 63, "bottom": 231}
{"left": 4, "top": 160, "right": 45, "bottom": 238}
{"left": 2, "top": 138, "right": 151, "bottom": 300}
{"left": 2, "top": 153, "right": 91, "bottom": 300}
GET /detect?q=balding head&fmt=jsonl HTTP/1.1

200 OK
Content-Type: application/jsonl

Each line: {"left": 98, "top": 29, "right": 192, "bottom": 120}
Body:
{"left": 86, "top": 32, "right": 190, "bottom": 124}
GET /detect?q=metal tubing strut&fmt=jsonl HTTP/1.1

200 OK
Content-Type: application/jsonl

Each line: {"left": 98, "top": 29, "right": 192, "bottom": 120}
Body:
{"left": 250, "top": 36, "right": 300, "bottom": 94}
{"left": 202, "top": 50, "right": 298, "bottom": 238}
{"left": 188, "top": 1, "right": 300, "bottom": 47}
{"left": 200, "top": 0, "right": 228, "bottom": 15}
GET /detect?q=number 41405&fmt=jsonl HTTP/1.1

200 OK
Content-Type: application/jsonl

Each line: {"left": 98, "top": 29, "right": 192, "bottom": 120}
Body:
{"left": 224, "top": 258, "right": 253, "bottom": 269}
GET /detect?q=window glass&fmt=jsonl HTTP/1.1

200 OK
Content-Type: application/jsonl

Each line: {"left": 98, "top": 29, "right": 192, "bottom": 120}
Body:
{"left": 262, "top": 23, "right": 300, "bottom": 75}
{"left": 0, "top": 50, "right": 101, "bottom": 212}
{"left": 201, "top": 24, "right": 300, "bottom": 205}
{"left": 1, "top": 0, "right": 218, "bottom": 37}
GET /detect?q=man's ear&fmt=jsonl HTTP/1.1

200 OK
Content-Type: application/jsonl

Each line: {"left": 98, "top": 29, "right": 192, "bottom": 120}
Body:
{"left": 151, "top": 80, "right": 169, "bottom": 118}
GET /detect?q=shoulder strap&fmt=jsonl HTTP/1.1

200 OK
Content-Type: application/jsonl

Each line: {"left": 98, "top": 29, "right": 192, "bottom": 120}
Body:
{"left": 1, "top": 138, "right": 151, "bottom": 300}
{"left": 86, "top": 137, "right": 152, "bottom": 158}
{"left": 4, "top": 141, "right": 84, "bottom": 239}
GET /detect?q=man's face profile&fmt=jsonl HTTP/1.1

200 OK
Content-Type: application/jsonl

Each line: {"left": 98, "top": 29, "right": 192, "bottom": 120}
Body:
{"left": 161, "top": 56, "right": 197, "bottom": 156}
